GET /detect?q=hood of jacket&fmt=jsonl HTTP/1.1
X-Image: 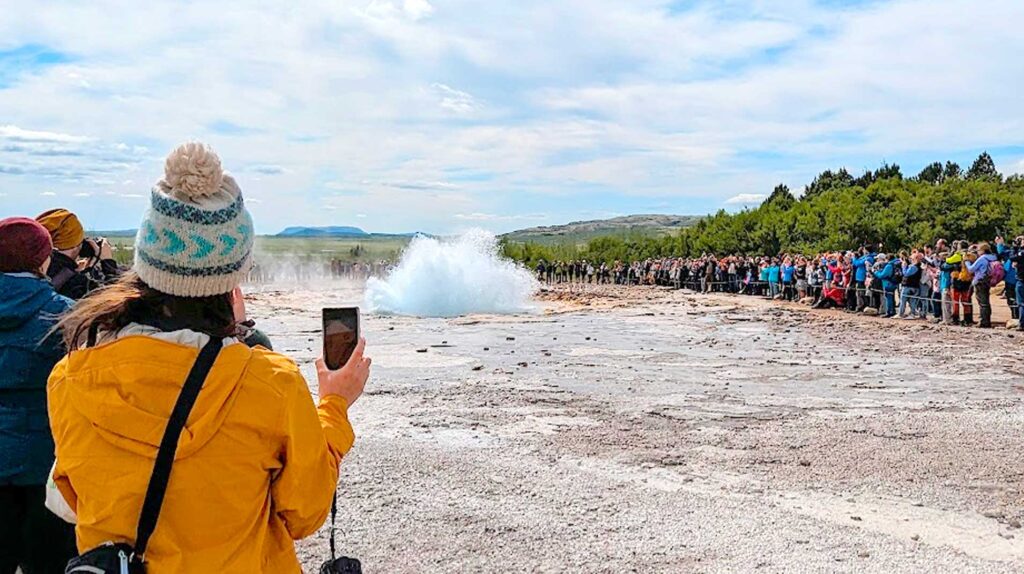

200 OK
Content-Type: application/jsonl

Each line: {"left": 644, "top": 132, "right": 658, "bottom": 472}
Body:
{"left": 58, "top": 335, "right": 256, "bottom": 459}
{"left": 0, "top": 273, "right": 61, "bottom": 331}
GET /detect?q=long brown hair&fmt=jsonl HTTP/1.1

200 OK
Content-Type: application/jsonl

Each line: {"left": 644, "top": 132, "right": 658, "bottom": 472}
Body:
{"left": 57, "top": 272, "right": 235, "bottom": 349}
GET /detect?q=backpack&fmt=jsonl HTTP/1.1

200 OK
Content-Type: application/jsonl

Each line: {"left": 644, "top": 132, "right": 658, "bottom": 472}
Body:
{"left": 989, "top": 259, "right": 1005, "bottom": 286}
{"left": 890, "top": 264, "right": 903, "bottom": 285}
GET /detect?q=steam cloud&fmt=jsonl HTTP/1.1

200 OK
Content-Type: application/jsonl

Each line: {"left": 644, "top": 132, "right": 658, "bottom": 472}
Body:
{"left": 364, "top": 230, "right": 539, "bottom": 317}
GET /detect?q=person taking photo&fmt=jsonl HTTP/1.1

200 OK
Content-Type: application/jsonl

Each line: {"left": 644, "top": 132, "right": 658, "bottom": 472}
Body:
{"left": 35, "top": 208, "right": 122, "bottom": 300}
{"left": 47, "top": 143, "right": 371, "bottom": 573}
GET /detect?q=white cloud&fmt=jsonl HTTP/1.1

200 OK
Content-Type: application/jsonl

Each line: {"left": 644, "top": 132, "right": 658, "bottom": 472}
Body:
{"left": 1, "top": 124, "right": 149, "bottom": 186}
{"left": 246, "top": 164, "right": 286, "bottom": 175}
{"left": 364, "top": 0, "right": 434, "bottom": 22}
{"left": 403, "top": 0, "right": 434, "bottom": 21}
{"left": 1002, "top": 158, "right": 1024, "bottom": 176}
{"left": 0, "top": 125, "right": 92, "bottom": 144}
{"left": 391, "top": 180, "right": 459, "bottom": 191}
{"left": 74, "top": 192, "right": 92, "bottom": 197}
{"left": 0, "top": 0, "right": 1021, "bottom": 234}
{"left": 725, "top": 193, "right": 765, "bottom": 205}
{"left": 39, "top": 191, "right": 57, "bottom": 196}
{"left": 431, "top": 83, "right": 479, "bottom": 114}
{"left": 454, "top": 212, "right": 547, "bottom": 222}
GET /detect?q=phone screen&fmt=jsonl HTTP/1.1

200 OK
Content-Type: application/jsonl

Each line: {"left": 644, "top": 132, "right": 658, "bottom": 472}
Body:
{"left": 323, "top": 307, "right": 360, "bottom": 370}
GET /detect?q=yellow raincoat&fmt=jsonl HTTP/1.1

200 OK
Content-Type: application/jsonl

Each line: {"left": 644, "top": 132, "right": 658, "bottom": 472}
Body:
{"left": 47, "top": 333, "right": 354, "bottom": 573}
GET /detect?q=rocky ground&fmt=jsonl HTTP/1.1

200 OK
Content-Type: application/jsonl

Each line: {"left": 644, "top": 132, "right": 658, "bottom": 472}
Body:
{"left": 245, "top": 282, "right": 1024, "bottom": 573}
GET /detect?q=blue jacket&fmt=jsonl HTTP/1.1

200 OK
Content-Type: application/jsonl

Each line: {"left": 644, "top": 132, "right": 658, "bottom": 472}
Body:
{"left": 874, "top": 261, "right": 898, "bottom": 291}
{"left": 853, "top": 253, "right": 875, "bottom": 283}
{"left": 0, "top": 273, "right": 73, "bottom": 485}
{"left": 997, "top": 244, "right": 1017, "bottom": 285}
{"left": 967, "top": 253, "right": 998, "bottom": 286}
{"left": 782, "top": 265, "right": 795, "bottom": 282}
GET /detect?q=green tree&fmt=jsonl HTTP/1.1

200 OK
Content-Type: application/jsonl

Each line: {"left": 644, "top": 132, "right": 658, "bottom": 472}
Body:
{"left": 916, "top": 162, "right": 943, "bottom": 184}
{"left": 763, "top": 183, "right": 795, "bottom": 208}
{"left": 803, "top": 168, "right": 854, "bottom": 198}
{"left": 943, "top": 161, "right": 962, "bottom": 181}
{"left": 967, "top": 151, "right": 1001, "bottom": 181}
{"left": 501, "top": 154, "right": 1024, "bottom": 265}
{"left": 854, "top": 162, "right": 902, "bottom": 188}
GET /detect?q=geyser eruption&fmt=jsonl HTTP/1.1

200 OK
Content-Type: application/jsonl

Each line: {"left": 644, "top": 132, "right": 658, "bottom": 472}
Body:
{"left": 365, "top": 229, "right": 539, "bottom": 317}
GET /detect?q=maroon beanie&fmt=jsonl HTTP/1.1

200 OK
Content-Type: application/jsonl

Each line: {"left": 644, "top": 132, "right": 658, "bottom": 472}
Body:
{"left": 0, "top": 217, "right": 54, "bottom": 273}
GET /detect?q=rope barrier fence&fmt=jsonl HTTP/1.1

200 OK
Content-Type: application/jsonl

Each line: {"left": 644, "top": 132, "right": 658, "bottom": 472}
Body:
{"left": 536, "top": 274, "right": 1018, "bottom": 321}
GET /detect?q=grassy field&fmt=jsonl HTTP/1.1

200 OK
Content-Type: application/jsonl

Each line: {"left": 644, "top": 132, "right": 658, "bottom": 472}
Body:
{"left": 106, "top": 235, "right": 411, "bottom": 266}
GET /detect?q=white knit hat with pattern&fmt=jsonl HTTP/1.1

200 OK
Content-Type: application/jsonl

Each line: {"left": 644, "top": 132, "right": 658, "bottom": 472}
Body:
{"left": 134, "top": 143, "right": 254, "bottom": 297}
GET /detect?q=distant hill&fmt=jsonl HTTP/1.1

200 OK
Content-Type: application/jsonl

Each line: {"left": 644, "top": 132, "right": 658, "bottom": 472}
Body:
{"left": 89, "top": 229, "right": 138, "bottom": 237}
{"left": 502, "top": 214, "right": 701, "bottom": 244}
{"left": 277, "top": 226, "right": 369, "bottom": 237}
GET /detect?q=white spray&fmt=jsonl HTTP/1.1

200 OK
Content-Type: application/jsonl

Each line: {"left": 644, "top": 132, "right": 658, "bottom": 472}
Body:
{"left": 364, "top": 229, "right": 539, "bottom": 317}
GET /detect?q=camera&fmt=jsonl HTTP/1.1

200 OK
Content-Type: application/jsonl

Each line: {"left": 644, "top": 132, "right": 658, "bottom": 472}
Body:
{"left": 79, "top": 238, "right": 104, "bottom": 260}
{"left": 320, "top": 557, "right": 362, "bottom": 574}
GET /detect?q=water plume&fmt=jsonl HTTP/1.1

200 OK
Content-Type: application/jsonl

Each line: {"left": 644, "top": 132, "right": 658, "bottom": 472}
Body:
{"left": 365, "top": 229, "right": 538, "bottom": 317}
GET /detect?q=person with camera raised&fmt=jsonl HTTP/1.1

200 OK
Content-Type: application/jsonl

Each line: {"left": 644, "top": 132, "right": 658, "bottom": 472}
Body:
{"left": 995, "top": 236, "right": 1020, "bottom": 322}
{"left": 965, "top": 242, "right": 1000, "bottom": 328}
{"left": 34, "top": 208, "right": 122, "bottom": 300}
{"left": 49, "top": 143, "right": 370, "bottom": 573}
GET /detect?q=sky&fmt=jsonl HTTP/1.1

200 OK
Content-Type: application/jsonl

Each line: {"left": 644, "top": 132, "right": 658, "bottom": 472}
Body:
{"left": 1, "top": 0, "right": 1023, "bottom": 235}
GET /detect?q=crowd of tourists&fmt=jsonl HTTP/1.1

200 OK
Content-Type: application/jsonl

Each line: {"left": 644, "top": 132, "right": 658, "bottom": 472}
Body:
{"left": 247, "top": 257, "right": 390, "bottom": 283}
{"left": 1, "top": 143, "right": 370, "bottom": 573}
{"left": 536, "top": 238, "right": 1024, "bottom": 330}
{"left": 536, "top": 259, "right": 638, "bottom": 284}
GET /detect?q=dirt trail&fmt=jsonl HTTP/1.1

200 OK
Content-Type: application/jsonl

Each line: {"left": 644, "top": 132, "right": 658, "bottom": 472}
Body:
{"left": 247, "top": 284, "right": 1024, "bottom": 573}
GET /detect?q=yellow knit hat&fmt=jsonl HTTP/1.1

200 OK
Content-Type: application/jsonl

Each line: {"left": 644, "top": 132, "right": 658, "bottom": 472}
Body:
{"left": 35, "top": 208, "right": 85, "bottom": 251}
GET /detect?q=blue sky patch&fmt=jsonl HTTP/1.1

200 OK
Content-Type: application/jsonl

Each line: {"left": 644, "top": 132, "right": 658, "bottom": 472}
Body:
{"left": 207, "top": 120, "right": 263, "bottom": 136}
{"left": 0, "top": 44, "right": 72, "bottom": 88}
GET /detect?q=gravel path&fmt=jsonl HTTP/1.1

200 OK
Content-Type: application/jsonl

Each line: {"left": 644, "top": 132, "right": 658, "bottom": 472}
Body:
{"left": 247, "top": 284, "right": 1023, "bottom": 573}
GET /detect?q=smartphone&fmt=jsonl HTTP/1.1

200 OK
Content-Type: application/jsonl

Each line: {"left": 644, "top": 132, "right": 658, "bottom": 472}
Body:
{"left": 323, "top": 307, "right": 360, "bottom": 371}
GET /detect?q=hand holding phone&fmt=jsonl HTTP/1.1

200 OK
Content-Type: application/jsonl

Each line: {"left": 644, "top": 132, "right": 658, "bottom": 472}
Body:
{"left": 318, "top": 308, "right": 371, "bottom": 405}
{"left": 316, "top": 338, "right": 370, "bottom": 406}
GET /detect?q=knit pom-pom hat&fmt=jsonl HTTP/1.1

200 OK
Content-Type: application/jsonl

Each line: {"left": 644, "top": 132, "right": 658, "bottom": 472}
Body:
{"left": 134, "top": 142, "right": 254, "bottom": 297}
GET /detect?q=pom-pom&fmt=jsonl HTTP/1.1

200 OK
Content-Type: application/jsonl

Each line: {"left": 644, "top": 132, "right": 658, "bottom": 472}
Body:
{"left": 164, "top": 142, "right": 224, "bottom": 199}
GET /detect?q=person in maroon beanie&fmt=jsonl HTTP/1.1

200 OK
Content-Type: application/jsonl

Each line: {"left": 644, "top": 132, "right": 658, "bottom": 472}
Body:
{"left": 0, "top": 217, "right": 78, "bottom": 573}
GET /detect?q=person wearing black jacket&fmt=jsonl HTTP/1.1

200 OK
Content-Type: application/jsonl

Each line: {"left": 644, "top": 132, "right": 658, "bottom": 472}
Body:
{"left": 35, "top": 209, "right": 122, "bottom": 300}
{"left": 1009, "top": 238, "right": 1024, "bottom": 331}
{"left": 45, "top": 239, "right": 121, "bottom": 300}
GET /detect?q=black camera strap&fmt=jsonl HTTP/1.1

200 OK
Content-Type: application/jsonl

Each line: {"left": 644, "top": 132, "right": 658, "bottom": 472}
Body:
{"left": 132, "top": 337, "right": 222, "bottom": 564}
{"left": 329, "top": 492, "right": 338, "bottom": 560}
{"left": 323, "top": 489, "right": 363, "bottom": 573}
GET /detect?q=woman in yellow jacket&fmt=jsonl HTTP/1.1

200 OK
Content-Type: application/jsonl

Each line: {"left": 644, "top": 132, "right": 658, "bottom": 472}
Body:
{"left": 47, "top": 143, "right": 371, "bottom": 572}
